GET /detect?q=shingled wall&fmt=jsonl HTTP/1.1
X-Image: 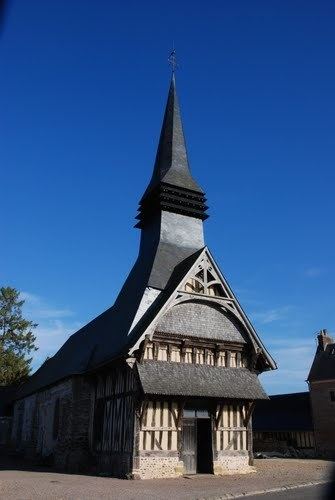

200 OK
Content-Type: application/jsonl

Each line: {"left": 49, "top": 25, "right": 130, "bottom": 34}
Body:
{"left": 156, "top": 301, "right": 247, "bottom": 343}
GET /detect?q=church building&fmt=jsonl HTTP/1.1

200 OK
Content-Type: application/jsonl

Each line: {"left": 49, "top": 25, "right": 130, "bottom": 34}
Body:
{"left": 11, "top": 72, "right": 276, "bottom": 479}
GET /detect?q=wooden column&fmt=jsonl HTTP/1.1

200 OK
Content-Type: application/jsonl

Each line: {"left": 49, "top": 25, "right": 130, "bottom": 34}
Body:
{"left": 244, "top": 402, "right": 256, "bottom": 465}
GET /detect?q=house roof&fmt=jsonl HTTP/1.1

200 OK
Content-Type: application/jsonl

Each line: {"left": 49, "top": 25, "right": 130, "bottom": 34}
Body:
{"left": 253, "top": 392, "right": 313, "bottom": 431}
{"left": 137, "top": 361, "right": 268, "bottom": 400}
{"left": 307, "top": 343, "right": 335, "bottom": 382}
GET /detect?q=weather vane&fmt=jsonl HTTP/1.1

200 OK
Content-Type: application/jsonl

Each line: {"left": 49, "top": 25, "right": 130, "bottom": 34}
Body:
{"left": 168, "top": 49, "right": 178, "bottom": 72}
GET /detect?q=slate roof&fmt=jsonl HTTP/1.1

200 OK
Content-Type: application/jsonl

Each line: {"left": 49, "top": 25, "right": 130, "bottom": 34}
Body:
{"left": 15, "top": 249, "right": 203, "bottom": 399}
{"left": 137, "top": 361, "right": 268, "bottom": 400}
{"left": 253, "top": 392, "right": 313, "bottom": 431}
{"left": 307, "top": 343, "right": 335, "bottom": 382}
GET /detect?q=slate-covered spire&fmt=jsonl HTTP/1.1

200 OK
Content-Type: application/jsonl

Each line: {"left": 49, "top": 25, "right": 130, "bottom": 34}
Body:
{"left": 144, "top": 74, "right": 203, "bottom": 195}
{"left": 136, "top": 74, "right": 208, "bottom": 228}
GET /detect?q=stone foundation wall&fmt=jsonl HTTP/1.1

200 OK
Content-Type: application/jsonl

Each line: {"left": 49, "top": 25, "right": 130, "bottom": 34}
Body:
{"left": 213, "top": 451, "right": 253, "bottom": 475}
{"left": 134, "top": 451, "right": 253, "bottom": 478}
{"left": 133, "top": 453, "right": 184, "bottom": 479}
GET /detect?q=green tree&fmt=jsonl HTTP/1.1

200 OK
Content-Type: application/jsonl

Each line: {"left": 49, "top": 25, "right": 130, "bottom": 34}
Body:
{"left": 0, "top": 287, "right": 38, "bottom": 385}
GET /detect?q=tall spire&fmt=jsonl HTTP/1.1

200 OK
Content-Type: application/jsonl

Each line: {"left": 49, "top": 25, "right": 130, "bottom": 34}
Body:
{"left": 136, "top": 74, "right": 208, "bottom": 228}
{"left": 143, "top": 74, "right": 203, "bottom": 195}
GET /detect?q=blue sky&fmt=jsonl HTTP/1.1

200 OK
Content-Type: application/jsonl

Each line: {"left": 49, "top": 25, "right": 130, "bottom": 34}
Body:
{"left": 1, "top": 1, "right": 334, "bottom": 394}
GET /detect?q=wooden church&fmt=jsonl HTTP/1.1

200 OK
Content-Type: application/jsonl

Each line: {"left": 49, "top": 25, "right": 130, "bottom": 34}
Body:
{"left": 11, "top": 72, "right": 276, "bottom": 479}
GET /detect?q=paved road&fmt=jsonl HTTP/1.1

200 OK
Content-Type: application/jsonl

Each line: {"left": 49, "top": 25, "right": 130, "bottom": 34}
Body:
{"left": 245, "top": 483, "right": 333, "bottom": 500}
{"left": 0, "top": 457, "right": 334, "bottom": 499}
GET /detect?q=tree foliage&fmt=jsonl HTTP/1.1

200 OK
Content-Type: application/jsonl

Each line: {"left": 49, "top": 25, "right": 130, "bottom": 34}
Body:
{"left": 0, "top": 287, "right": 38, "bottom": 385}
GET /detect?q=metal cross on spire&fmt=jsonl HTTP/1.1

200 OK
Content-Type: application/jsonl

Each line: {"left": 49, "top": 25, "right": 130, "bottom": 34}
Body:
{"left": 168, "top": 49, "right": 178, "bottom": 73}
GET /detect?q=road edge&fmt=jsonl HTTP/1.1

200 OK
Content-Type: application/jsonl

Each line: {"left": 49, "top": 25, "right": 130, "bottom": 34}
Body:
{"left": 202, "top": 480, "right": 331, "bottom": 499}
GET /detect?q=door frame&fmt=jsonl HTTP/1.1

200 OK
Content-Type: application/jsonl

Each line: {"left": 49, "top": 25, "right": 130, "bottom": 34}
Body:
{"left": 181, "top": 415, "right": 214, "bottom": 474}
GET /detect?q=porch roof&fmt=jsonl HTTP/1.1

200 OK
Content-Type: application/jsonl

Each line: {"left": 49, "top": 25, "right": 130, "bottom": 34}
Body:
{"left": 137, "top": 361, "right": 268, "bottom": 400}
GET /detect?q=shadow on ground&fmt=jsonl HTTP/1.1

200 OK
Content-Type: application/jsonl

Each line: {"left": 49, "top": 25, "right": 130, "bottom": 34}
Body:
{"left": 324, "top": 461, "right": 335, "bottom": 499}
{"left": 0, "top": 451, "right": 97, "bottom": 477}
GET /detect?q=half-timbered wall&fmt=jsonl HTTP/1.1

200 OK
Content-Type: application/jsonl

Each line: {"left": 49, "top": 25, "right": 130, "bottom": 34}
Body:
{"left": 213, "top": 402, "right": 252, "bottom": 474}
{"left": 253, "top": 430, "right": 315, "bottom": 450}
{"left": 133, "top": 399, "right": 184, "bottom": 479}
{"left": 92, "top": 365, "right": 137, "bottom": 477}
{"left": 143, "top": 341, "right": 248, "bottom": 368}
{"left": 139, "top": 401, "right": 180, "bottom": 452}
{"left": 215, "top": 403, "right": 248, "bottom": 452}
{"left": 134, "top": 399, "right": 253, "bottom": 478}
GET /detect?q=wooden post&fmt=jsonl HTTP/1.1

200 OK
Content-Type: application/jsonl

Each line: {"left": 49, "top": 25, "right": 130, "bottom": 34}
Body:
{"left": 176, "top": 400, "right": 185, "bottom": 455}
{"left": 133, "top": 399, "right": 142, "bottom": 474}
{"left": 245, "top": 402, "right": 256, "bottom": 465}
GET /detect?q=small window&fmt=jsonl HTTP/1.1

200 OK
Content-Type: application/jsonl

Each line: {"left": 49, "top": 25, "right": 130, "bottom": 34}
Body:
{"left": 184, "top": 348, "right": 193, "bottom": 363}
{"left": 183, "top": 408, "right": 210, "bottom": 418}
{"left": 218, "top": 351, "right": 226, "bottom": 367}
{"left": 158, "top": 345, "right": 168, "bottom": 361}
{"left": 230, "top": 352, "right": 237, "bottom": 367}
{"left": 144, "top": 343, "right": 154, "bottom": 360}
{"left": 171, "top": 347, "right": 180, "bottom": 362}
{"left": 330, "top": 391, "right": 335, "bottom": 402}
{"left": 53, "top": 399, "right": 60, "bottom": 440}
{"left": 183, "top": 408, "right": 196, "bottom": 418}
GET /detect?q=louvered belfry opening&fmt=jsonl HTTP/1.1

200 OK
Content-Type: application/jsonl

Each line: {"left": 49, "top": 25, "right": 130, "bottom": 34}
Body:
{"left": 135, "top": 183, "right": 208, "bottom": 228}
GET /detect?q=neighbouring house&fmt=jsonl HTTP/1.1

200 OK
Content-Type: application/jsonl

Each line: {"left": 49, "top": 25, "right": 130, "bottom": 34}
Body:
{"left": 253, "top": 392, "right": 315, "bottom": 456}
{"left": 307, "top": 329, "right": 335, "bottom": 458}
{"left": 253, "top": 329, "right": 335, "bottom": 459}
{"left": 10, "top": 73, "right": 276, "bottom": 478}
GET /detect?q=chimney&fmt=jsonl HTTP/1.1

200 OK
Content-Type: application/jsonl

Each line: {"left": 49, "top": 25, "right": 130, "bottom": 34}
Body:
{"left": 317, "top": 329, "right": 334, "bottom": 352}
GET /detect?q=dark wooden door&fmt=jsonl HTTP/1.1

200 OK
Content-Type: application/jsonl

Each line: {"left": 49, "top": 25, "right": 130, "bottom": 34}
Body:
{"left": 181, "top": 418, "right": 197, "bottom": 474}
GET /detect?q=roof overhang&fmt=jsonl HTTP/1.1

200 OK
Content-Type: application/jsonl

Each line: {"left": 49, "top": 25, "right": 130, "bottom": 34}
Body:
{"left": 136, "top": 361, "right": 268, "bottom": 400}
